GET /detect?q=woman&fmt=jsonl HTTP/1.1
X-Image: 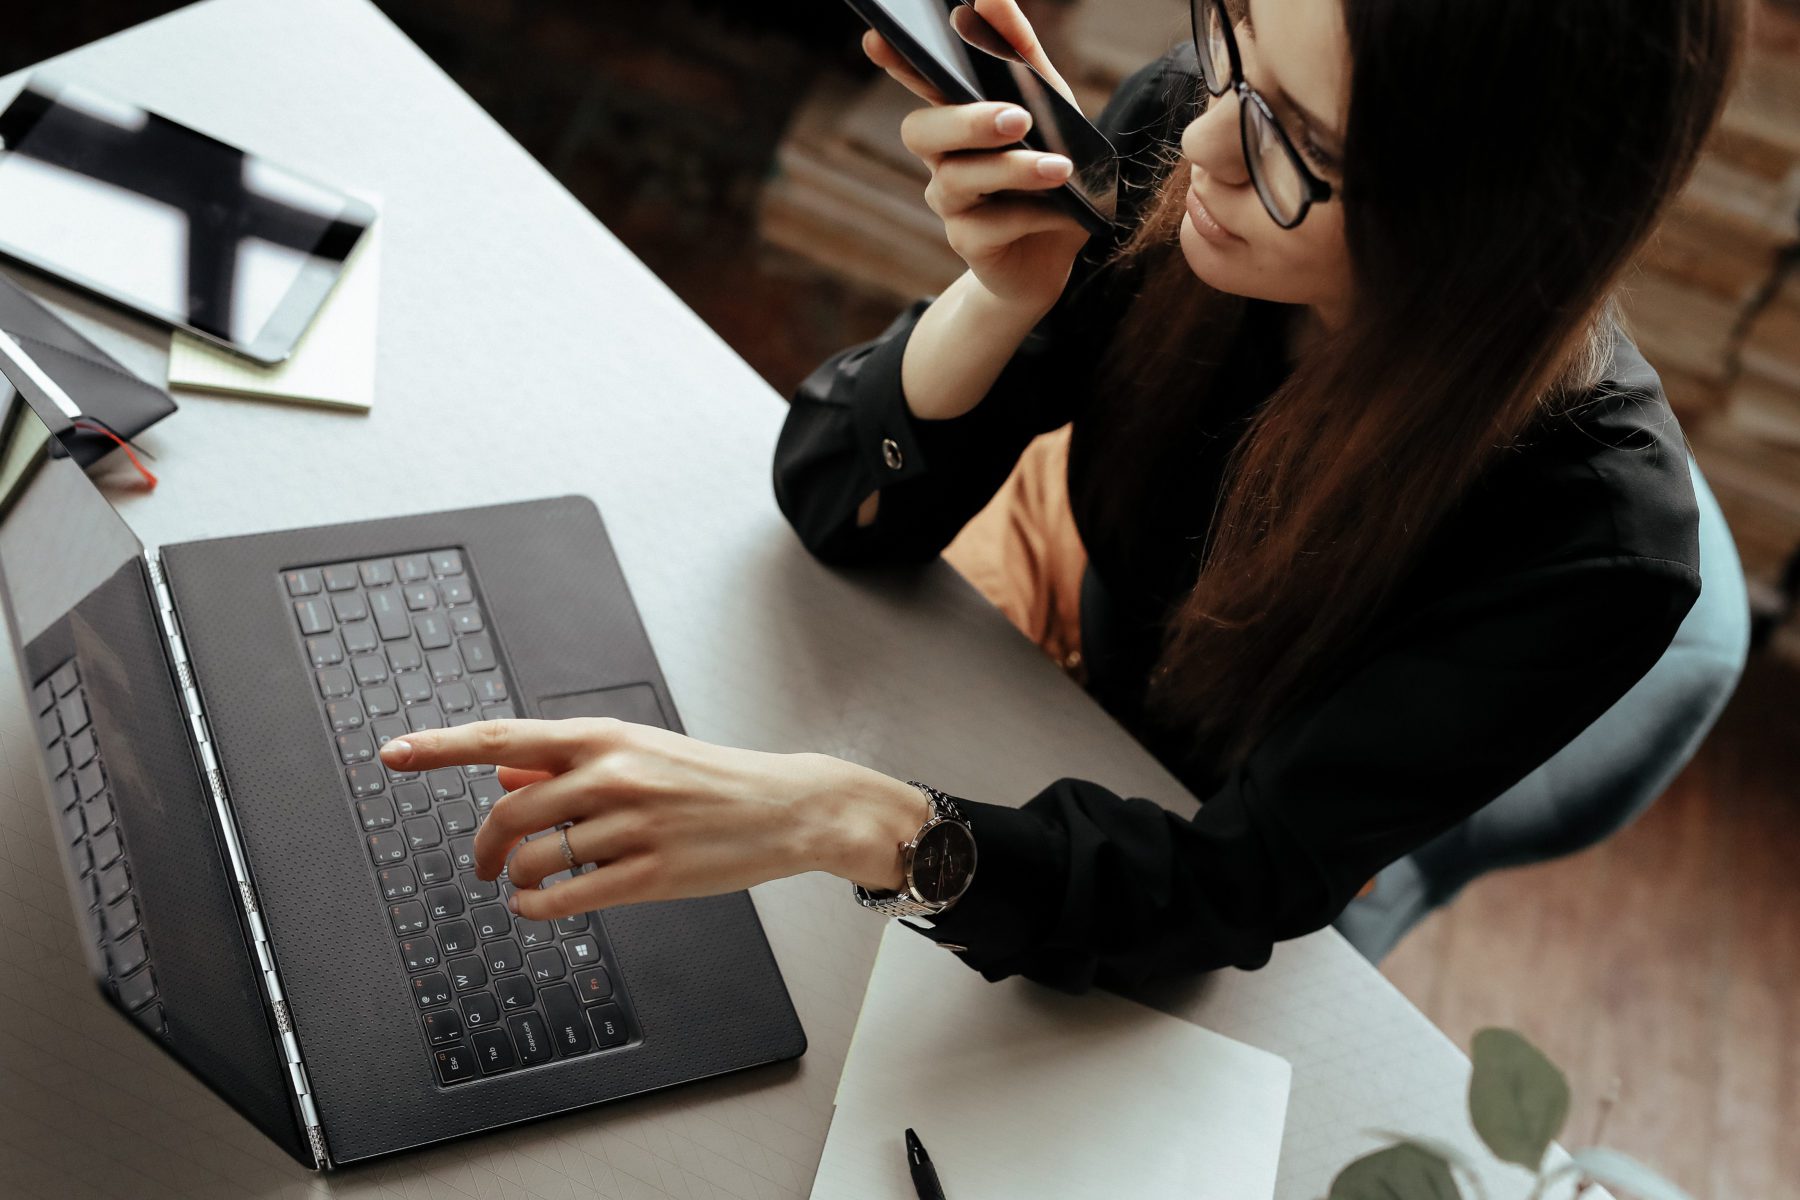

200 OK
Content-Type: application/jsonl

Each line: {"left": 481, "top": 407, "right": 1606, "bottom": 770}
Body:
{"left": 381, "top": 0, "right": 1741, "bottom": 991}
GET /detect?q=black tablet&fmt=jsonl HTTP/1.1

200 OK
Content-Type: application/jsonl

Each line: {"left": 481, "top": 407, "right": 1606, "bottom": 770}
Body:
{"left": 0, "top": 76, "right": 376, "bottom": 364}
{"left": 843, "top": 0, "right": 1118, "bottom": 234}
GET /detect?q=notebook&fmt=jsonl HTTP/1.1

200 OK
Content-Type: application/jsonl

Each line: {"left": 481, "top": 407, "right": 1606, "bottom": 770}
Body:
{"left": 811, "top": 921, "right": 1293, "bottom": 1199}
{"left": 166, "top": 205, "right": 382, "bottom": 411}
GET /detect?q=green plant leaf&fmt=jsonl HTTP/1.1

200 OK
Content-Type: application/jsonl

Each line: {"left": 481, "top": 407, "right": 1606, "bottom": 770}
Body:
{"left": 1565, "top": 1148, "right": 1694, "bottom": 1200}
{"left": 1367, "top": 1132, "right": 1491, "bottom": 1200}
{"left": 1467, "top": 1027, "right": 1569, "bottom": 1168}
{"left": 1328, "top": 1143, "right": 1464, "bottom": 1200}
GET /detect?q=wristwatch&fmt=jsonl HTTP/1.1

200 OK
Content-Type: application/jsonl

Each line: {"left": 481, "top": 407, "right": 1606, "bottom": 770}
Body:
{"left": 852, "top": 781, "right": 978, "bottom": 918}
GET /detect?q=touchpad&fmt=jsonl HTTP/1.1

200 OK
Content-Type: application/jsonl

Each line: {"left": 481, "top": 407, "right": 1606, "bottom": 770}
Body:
{"left": 538, "top": 683, "right": 669, "bottom": 729}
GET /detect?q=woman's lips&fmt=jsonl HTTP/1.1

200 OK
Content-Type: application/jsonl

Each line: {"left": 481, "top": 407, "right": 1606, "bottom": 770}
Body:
{"left": 1186, "top": 178, "right": 1240, "bottom": 245}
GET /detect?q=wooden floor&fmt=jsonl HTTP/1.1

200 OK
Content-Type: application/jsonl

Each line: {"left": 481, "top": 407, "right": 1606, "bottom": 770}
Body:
{"left": 1383, "top": 655, "right": 1800, "bottom": 1200}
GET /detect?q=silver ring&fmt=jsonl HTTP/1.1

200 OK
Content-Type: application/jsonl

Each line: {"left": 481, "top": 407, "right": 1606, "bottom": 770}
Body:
{"left": 557, "top": 826, "right": 577, "bottom": 870}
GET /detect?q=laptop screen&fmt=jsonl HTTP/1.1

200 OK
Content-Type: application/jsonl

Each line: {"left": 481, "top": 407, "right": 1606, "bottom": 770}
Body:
{"left": 0, "top": 389, "right": 146, "bottom": 645}
{"left": 0, "top": 349, "right": 310, "bottom": 1158}
{"left": 0, "top": 374, "right": 173, "bottom": 978}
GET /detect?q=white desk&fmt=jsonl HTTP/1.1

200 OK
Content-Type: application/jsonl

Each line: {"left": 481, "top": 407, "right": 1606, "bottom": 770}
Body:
{"left": 0, "top": 1, "right": 1521, "bottom": 1196}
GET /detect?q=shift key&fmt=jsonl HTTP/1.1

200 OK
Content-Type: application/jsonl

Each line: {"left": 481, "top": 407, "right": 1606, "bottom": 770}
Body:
{"left": 539, "top": 984, "right": 592, "bottom": 1057}
{"left": 368, "top": 586, "right": 411, "bottom": 640}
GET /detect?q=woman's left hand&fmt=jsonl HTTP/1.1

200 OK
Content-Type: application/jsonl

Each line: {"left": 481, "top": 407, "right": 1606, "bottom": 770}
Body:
{"left": 377, "top": 718, "right": 931, "bottom": 921}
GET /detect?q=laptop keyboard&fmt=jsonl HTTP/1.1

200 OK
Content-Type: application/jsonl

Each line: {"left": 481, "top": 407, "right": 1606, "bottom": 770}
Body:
{"left": 33, "top": 659, "right": 166, "bottom": 1036}
{"left": 285, "top": 549, "right": 637, "bottom": 1086}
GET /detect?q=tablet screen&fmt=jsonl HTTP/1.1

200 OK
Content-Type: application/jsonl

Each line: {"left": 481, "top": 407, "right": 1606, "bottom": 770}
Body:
{"left": 0, "top": 77, "right": 373, "bottom": 363}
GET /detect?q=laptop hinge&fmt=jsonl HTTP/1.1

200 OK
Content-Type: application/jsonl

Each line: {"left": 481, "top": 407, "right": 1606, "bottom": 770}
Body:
{"left": 145, "top": 553, "right": 331, "bottom": 1171}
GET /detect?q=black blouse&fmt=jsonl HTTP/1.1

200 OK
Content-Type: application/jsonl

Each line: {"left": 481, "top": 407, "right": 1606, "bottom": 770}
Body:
{"left": 771, "top": 51, "right": 1701, "bottom": 991}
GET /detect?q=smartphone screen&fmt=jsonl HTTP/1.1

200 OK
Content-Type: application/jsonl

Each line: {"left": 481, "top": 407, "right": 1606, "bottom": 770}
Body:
{"left": 855, "top": 0, "right": 1118, "bottom": 228}
{"left": 878, "top": 0, "right": 988, "bottom": 95}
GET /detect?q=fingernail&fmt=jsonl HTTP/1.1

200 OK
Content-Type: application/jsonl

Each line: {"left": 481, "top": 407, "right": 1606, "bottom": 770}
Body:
{"left": 995, "top": 107, "right": 1030, "bottom": 137}
{"left": 1036, "top": 154, "right": 1072, "bottom": 180}
{"left": 505, "top": 894, "right": 519, "bottom": 915}
{"left": 380, "top": 739, "right": 412, "bottom": 764}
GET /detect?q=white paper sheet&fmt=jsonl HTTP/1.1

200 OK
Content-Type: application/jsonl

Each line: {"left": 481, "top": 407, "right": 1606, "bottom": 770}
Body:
{"left": 812, "top": 921, "right": 1293, "bottom": 1199}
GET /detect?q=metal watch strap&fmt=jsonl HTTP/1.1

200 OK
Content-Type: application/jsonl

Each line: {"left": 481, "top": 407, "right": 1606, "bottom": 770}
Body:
{"left": 855, "top": 890, "right": 944, "bottom": 918}
{"left": 852, "top": 781, "right": 968, "bottom": 917}
{"left": 908, "top": 781, "right": 965, "bottom": 825}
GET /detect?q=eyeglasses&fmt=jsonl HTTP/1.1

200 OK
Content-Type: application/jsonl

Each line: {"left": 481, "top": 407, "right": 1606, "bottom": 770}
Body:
{"left": 1189, "top": 0, "right": 1334, "bottom": 230}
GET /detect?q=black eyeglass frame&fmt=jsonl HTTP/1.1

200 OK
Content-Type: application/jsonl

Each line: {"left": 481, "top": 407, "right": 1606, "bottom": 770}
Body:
{"left": 1189, "top": 0, "right": 1334, "bottom": 230}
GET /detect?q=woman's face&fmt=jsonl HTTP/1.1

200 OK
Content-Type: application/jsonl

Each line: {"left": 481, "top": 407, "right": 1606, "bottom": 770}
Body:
{"left": 1178, "top": 0, "right": 1354, "bottom": 326}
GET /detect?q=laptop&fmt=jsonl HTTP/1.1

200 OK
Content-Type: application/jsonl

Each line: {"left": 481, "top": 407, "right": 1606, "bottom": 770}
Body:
{"left": 0, "top": 334, "right": 805, "bottom": 1168}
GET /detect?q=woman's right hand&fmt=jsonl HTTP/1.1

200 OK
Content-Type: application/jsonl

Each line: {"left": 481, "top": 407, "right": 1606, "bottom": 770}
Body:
{"left": 863, "top": 0, "right": 1091, "bottom": 315}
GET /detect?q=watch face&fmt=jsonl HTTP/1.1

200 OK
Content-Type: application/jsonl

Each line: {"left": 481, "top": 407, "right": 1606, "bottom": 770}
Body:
{"left": 910, "top": 821, "right": 977, "bottom": 905}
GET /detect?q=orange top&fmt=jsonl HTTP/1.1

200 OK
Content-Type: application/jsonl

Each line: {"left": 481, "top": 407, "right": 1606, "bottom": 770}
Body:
{"left": 942, "top": 424, "right": 1088, "bottom": 685}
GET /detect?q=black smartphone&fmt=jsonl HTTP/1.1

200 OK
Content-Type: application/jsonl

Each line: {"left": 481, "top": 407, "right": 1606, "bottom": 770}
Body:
{"left": 843, "top": 0, "right": 1119, "bottom": 234}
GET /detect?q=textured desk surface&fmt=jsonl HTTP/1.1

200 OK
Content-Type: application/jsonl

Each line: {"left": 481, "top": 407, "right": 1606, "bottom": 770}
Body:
{"left": 0, "top": 1, "right": 1515, "bottom": 1196}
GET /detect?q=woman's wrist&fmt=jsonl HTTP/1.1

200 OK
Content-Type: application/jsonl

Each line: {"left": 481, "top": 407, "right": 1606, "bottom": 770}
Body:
{"left": 963, "top": 272, "right": 1059, "bottom": 330}
{"left": 902, "top": 270, "right": 1057, "bottom": 422}
{"left": 788, "top": 754, "right": 932, "bottom": 891}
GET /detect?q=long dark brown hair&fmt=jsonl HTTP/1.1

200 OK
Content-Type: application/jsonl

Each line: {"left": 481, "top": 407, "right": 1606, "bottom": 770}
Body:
{"left": 1081, "top": 0, "right": 1742, "bottom": 770}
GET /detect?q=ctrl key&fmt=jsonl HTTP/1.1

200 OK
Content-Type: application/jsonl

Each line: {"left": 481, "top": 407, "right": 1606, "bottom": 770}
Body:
{"left": 586, "top": 1002, "right": 630, "bottom": 1050}
{"left": 433, "top": 1041, "right": 477, "bottom": 1085}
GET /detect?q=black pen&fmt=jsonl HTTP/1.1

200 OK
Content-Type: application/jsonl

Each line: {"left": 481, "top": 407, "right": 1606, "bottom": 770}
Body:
{"left": 905, "top": 1127, "right": 947, "bottom": 1200}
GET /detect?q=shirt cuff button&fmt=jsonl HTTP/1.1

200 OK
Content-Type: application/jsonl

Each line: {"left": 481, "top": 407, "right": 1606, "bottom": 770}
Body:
{"left": 881, "top": 438, "right": 904, "bottom": 470}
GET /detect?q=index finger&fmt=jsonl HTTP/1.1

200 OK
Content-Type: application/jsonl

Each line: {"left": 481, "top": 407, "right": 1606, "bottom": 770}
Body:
{"left": 964, "top": 0, "right": 1078, "bottom": 105}
{"left": 863, "top": 29, "right": 946, "bottom": 105}
{"left": 379, "top": 718, "right": 588, "bottom": 774}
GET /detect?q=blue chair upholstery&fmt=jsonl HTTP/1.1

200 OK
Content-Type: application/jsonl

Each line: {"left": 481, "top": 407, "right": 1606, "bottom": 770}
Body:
{"left": 1333, "top": 457, "right": 1750, "bottom": 962}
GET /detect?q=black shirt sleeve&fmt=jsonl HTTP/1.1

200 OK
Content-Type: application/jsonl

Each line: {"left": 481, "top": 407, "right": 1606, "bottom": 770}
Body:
{"left": 913, "top": 556, "right": 1698, "bottom": 992}
{"left": 772, "top": 54, "right": 1188, "bottom": 566}
{"left": 771, "top": 296, "right": 1071, "bottom": 565}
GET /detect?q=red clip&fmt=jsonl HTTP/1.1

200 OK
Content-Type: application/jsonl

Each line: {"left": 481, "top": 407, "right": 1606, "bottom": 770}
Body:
{"left": 72, "top": 419, "right": 157, "bottom": 490}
